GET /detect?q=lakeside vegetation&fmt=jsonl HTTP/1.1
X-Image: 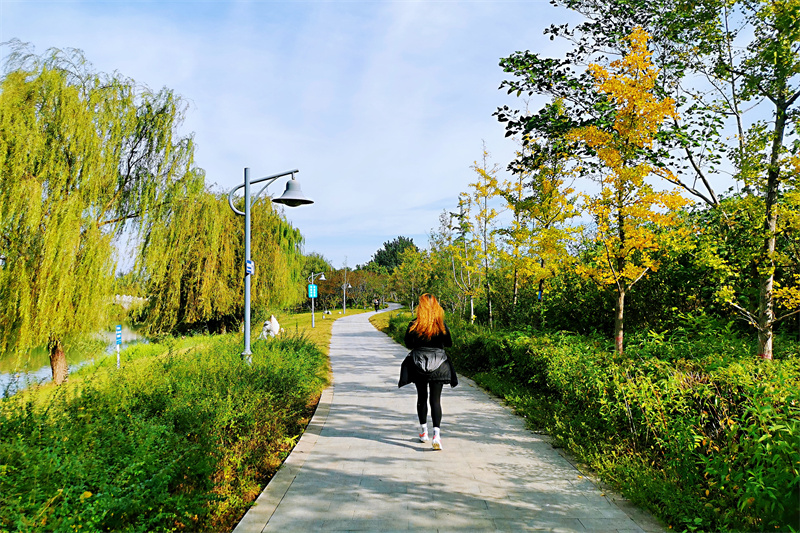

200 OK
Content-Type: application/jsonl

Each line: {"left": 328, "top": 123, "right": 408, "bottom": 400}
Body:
{"left": 0, "top": 310, "right": 366, "bottom": 532}
{"left": 374, "top": 310, "right": 799, "bottom": 532}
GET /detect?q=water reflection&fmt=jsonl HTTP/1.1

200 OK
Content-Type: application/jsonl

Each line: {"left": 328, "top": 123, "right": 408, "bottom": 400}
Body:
{"left": 0, "top": 326, "right": 147, "bottom": 398}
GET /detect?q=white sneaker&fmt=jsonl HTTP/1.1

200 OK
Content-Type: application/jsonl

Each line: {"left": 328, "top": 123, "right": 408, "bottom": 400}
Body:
{"left": 432, "top": 434, "right": 442, "bottom": 450}
{"left": 418, "top": 429, "right": 429, "bottom": 442}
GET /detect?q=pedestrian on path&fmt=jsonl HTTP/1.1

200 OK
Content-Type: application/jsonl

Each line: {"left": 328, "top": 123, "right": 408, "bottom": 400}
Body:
{"left": 398, "top": 293, "right": 457, "bottom": 450}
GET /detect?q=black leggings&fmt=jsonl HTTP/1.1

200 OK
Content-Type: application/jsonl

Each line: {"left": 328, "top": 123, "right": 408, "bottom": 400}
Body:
{"left": 415, "top": 381, "right": 444, "bottom": 427}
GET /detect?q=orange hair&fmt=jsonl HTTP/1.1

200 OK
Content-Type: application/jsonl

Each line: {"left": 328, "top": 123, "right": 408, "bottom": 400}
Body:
{"left": 409, "top": 294, "right": 446, "bottom": 340}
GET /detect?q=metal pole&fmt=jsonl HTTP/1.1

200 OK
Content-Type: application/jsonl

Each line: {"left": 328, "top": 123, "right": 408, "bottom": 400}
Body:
{"left": 243, "top": 168, "right": 252, "bottom": 362}
{"left": 312, "top": 289, "right": 316, "bottom": 328}
{"left": 227, "top": 167, "right": 309, "bottom": 362}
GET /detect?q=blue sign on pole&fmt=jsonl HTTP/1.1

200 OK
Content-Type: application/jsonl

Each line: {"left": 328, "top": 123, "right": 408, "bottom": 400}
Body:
{"left": 308, "top": 284, "right": 318, "bottom": 298}
{"left": 115, "top": 325, "right": 122, "bottom": 369}
{"left": 245, "top": 260, "right": 255, "bottom": 275}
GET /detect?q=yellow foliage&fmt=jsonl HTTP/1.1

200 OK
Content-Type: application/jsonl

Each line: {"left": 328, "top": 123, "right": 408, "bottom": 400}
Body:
{"left": 495, "top": 141, "right": 579, "bottom": 288}
{"left": 569, "top": 27, "right": 688, "bottom": 291}
{"left": 774, "top": 275, "right": 800, "bottom": 312}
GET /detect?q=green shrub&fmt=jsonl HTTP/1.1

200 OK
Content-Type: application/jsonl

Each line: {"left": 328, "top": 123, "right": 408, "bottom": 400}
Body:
{"left": 446, "top": 319, "right": 800, "bottom": 532}
{"left": 0, "top": 332, "right": 327, "bottom": 532}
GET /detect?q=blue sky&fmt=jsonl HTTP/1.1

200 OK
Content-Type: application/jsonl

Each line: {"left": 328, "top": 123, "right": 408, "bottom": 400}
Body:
{"left": 1, "top": 0, "right": 580, "bottom": 268}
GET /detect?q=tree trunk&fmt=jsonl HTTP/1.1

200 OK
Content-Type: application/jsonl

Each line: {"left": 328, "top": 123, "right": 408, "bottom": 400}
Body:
{"left": 49, "top": 337, "right": 68, "bottom": 385}
{"left": 615, "top": 288, "right": 625, "bottom": 356}
{"left": 487, "top": 281, "right": 493, "bottom": 329}
{"left": 469, "top": 296, "right": 475, "bottom": 324}
{"left": 614, "top": 186, "right": 627, "bottom": 356}
{"left": 757, "top": 320, "right": 774, "bottom": 360}
{"left": 538, "top": 258, "right": 545, "bottom": 302}
{"left": 757, "top": 100, "right": 787, "bottom": 360}
{"left": 512, "top": 266, "right": 519, "bottom": 308}
{"left": 757, "top": 228, "right": 777, "bottom": 360}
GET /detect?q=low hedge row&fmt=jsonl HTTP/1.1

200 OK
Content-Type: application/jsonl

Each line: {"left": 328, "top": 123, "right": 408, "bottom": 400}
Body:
{"left": 385, "top": 312, "right": 800, "bottom": 532}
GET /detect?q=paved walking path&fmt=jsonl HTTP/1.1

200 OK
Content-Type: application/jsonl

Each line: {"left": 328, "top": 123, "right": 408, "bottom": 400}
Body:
{"left": 234, "top": 307, "right": 666, "bottom": 532}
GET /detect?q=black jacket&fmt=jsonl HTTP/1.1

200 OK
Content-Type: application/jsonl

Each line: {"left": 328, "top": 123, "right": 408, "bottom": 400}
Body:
{"left": 399, "top": 322, "right": 458, "bottom": 388}
{"left": 404, "top": 323, "right": 452, "bottom": 350}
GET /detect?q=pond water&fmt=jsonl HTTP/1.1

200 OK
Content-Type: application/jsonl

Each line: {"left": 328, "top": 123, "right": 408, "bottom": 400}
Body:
{"left": 0, "top": 326, "right": 148, "bottom": 398}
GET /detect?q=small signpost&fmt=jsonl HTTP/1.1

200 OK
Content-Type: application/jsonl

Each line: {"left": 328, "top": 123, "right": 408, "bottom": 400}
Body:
{"left": 115, "top": 325, "right": 122, "bottom": 369}
{"left": 308, "top": 283, "right": 318, "bottom": 328}
{"left": 246, "top": 260, "right": 255, "bottom": 275}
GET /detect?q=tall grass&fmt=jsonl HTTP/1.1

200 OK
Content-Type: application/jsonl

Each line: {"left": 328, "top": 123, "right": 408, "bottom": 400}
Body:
{"left": 0, "top": 332, "right": 327, "bottom": 532}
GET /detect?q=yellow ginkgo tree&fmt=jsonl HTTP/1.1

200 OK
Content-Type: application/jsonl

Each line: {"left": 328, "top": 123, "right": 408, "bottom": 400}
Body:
{"left": 467, "top": 145, "right": 503, "bottom": 328}
{"left": 495, "top": 133, "right": 579, "bottom": 312}
{"left": 569, "top": 27, "right": 689, "bottom": 355}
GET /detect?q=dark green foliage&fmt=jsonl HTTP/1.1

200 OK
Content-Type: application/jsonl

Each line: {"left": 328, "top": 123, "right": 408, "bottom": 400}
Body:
{"left": 0, "top": 333, "right": 327, "bottom": 532}
{"left": 501, "top": 267, "right": 615, "bottom": 335}
{"left": 303, "top": 252, "right": 333, "bottom": 279}
{"left": 440, "top": 318, "right": 799, "bottom": 532}
{"left": 489, "top": 195, "right": 800, "bottom": 340}
{"left": 385, "top": 311, "right": 414, "bottom": 345}
{"left": 368, "top": 236, "right": 418, "bottom": 274}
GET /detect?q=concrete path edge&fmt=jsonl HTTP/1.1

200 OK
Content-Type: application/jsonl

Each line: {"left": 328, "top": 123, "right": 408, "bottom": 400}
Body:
{"left": 233, "top": 309, "right": 668, "bottom": 533}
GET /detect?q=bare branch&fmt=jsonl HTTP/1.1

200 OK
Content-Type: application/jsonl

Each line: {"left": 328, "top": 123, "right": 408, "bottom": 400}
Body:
{"left": 602, "top": 241, "right": 623, "bottom": 294}
{"left": 627, "top": 266, "right": 651, "bottom": 291}
{"left": 727, "top": 300, "right": 761, "bottom": 329}
{"left": 776, "top": 308, "right": 800, "bottom": 322}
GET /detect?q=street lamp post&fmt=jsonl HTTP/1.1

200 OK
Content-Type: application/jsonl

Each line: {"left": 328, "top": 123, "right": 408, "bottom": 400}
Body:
{"left": 308, "top": 271, "right": 326, "bottom": 328}
{"left": 342, "top": 268, "right": 352, "bottom": 315}
{"left": 228, "top": 167, "right": 313, "bottom": 362}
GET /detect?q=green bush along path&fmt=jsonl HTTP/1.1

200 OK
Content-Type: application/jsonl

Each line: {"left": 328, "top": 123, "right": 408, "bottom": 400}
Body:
{"left": 380, "top": 313, "right": 800, "bottom": 532}
{"left": 0, "top": 332, "right": 329, "bottom": 532}
{"left": 234, "top": 305, "right": 665, "bottom": 533}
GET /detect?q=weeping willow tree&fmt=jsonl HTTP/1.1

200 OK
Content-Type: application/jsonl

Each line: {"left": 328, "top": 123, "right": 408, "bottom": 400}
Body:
{"left": 138, "top": 190, "right": 305, "bottom": 336}
{"left": 0, "top": 42, "right": 201, "bottom": 384}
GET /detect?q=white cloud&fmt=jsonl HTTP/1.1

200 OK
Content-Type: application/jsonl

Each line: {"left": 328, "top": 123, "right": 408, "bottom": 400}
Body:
{"left": 2, "top": 0, "right": 582, "bottom": 266}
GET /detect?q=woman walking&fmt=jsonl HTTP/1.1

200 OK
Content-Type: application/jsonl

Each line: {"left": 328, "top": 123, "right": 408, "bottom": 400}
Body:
{"left": 399, "top": 294, "right": 457, "bottom": 450}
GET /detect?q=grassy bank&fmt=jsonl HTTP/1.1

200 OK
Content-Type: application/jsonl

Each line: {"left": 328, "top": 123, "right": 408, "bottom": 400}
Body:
{"left": 374, "top": 311, "right": 800, "bottom": 532}
{"left": 0, "top": 310, "right": 364, "bottom": 532}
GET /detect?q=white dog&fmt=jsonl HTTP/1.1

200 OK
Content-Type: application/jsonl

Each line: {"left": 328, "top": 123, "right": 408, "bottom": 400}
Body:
{"left": 259, "top": 315, "right": 281, "bottom": 339}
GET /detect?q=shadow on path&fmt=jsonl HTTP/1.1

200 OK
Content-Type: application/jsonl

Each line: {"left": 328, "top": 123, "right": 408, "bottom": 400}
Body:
{"left": 234, "top": 305, "right": 667, "bottom": 532}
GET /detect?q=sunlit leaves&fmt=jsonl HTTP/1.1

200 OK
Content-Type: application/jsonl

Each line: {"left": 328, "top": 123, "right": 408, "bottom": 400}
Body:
{"left": 495, "top": 137, "right": 580, "bottom": 297}
{"left": 138, "top": 191, "right": 304, "bottom": 335}
{"left": 565, "top": 28, "right": 691, "bottom": 353}
{"left": 0, "top": 46, "right": 199, "bottom": 357}
{"left": 570, "top": 28, "right": 689, "bottom": 294}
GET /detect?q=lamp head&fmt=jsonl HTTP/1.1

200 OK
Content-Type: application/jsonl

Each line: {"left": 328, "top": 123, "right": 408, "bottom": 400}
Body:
{"left": 318, "top": 273, "right": 327, "bottom": 281}
{"left": 273, "top": 178, "right": 313, "bottom": 207}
